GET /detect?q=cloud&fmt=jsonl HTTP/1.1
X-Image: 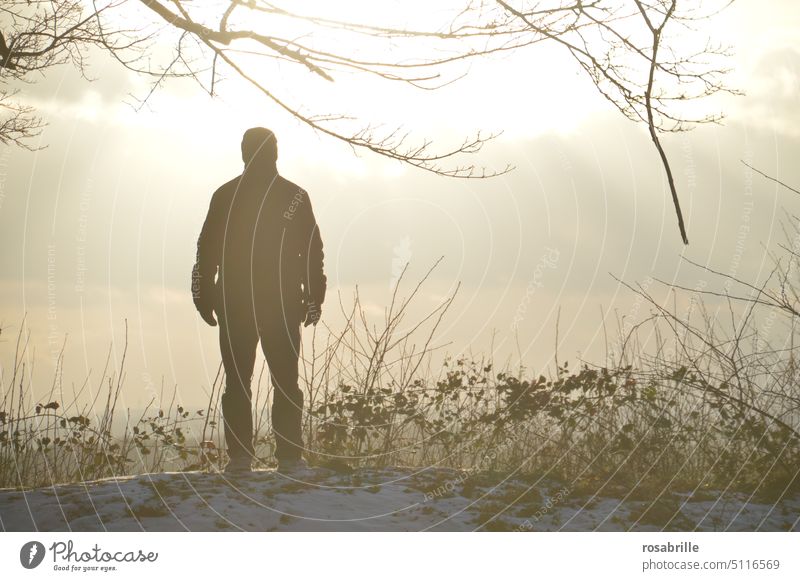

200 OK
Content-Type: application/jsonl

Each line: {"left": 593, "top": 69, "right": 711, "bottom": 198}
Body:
{"left": 735, "top": 48, "right": 800, "bottom": 137}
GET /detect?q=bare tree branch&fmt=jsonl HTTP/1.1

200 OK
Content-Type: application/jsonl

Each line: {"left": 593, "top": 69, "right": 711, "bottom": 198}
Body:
{"left": 743, "top": 161, "right": 800, "bottom": 197}
{"left": 491, "top": 0, "right": 738, "bottom": 243}
{"left": 1, "top": 1, "right": 737, "bottom": 188}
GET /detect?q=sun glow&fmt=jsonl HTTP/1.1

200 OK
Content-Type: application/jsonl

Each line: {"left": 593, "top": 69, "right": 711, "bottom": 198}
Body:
{"left": 111, "top": 0, "right": 604, "bottom": 162}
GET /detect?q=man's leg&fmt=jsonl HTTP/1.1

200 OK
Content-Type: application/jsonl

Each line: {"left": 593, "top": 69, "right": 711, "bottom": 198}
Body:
{"left": 218, "top": 307, "right": 259, "bottom": 463}
{"left": 259, "top": 311, "right": 303, "bottom": 462}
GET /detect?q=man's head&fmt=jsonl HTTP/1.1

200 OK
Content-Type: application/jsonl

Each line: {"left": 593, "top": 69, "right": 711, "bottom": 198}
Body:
{"left": 241, "top": 127, "right": 278, "bottom": 169}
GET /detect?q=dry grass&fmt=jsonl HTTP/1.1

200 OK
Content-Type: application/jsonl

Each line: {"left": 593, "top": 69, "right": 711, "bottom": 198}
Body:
{"left": 2, "top": 256, "right": 799, "bottom": 506}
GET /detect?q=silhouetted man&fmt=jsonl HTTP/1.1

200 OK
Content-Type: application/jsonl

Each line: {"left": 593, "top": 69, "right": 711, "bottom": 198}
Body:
{"left": 191, "top": 127, "right": 326, "bottom": 473}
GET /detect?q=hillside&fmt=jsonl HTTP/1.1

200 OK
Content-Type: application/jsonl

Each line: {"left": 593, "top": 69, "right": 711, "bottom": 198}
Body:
{"left": 1, "top": 466, "right": 797, "bottom": 532}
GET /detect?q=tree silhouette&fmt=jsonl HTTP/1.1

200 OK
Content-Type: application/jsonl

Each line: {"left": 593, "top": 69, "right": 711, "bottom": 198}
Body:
{"left": 487, "top": 1, "right": 739, "bottom": 242}
{"left": 1, "top": 1, "right": 738, "bottom": 239}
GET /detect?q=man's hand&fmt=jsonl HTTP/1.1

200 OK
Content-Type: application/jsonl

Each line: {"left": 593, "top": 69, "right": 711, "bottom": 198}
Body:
{"left": 303, "top": 300, "right": 321, "bottom": 327}
{"left": 198, "top": 304, "right": 217, "bottom": 327}
{"left": 192, "top": 263, "right": 217, "bottom": 326}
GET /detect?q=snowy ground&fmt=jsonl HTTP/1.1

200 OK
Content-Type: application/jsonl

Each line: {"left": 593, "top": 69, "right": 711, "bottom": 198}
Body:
{"left": 1, "top": 466, "right": 797, "bottom": 531}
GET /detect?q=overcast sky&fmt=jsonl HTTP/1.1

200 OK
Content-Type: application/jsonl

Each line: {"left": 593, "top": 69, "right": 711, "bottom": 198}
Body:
{"left": 2, "top": 1, "right": 800, "bottom": 410}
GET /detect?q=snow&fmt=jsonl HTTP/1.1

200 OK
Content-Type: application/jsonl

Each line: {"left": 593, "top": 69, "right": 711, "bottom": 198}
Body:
{"left": 1, "top": 467, "right": 797, "bottom": 531}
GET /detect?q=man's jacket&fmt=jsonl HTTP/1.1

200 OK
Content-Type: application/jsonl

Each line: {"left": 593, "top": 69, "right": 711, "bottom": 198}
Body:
{"left": 192, "top": 166, "right": 326, "bottom": 319}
